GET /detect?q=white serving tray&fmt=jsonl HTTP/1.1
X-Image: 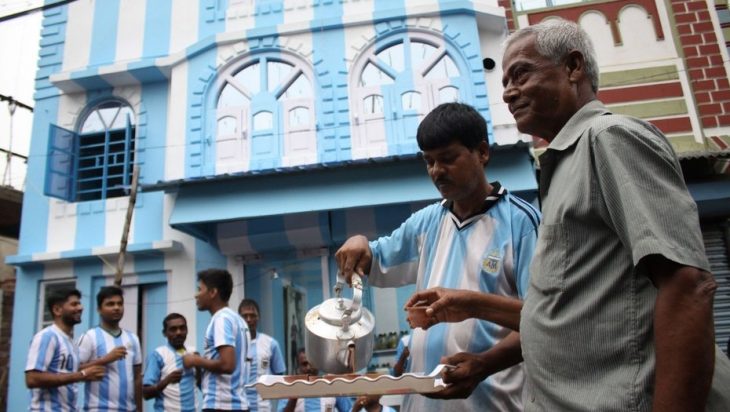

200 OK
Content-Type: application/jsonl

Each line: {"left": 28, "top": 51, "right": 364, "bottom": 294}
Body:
{"left": 255, "top": 364, "right": 448, "bottom": 399}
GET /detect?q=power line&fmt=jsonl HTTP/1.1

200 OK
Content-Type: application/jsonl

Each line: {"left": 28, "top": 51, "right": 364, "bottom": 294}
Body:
{"left": 0, "top": 93, "right": 32, "bottom": 112}
{"left": 0, "top": 0, "right": 75, "bottom": 24}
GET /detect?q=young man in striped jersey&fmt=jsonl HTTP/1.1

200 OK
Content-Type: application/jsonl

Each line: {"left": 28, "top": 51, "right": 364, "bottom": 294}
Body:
{"left": 183, "top": 268, "right": 249, "bottom": 412}
{"left": 25, "top": 288, "right": 105, "bottom": 411}
{"left": 142, "top": 313, "right": 198, "bottom": 412}
{"left": 238, "top": 298, "right": 286, "bottom": 412}
{"left": 77, "top": 286, "right": 143, "bottom": 412}
{"left": 336, "top": 102, "right": 540, "bottom": 412}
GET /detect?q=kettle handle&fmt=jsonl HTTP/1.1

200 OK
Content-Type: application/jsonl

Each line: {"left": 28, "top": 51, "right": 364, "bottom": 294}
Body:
{"left": 334, "top": 273, "right": 363, "bottom": 317}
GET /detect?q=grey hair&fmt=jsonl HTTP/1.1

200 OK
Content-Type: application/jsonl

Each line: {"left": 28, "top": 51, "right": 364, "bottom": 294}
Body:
{"left": 504, "top": 18, "right": 600, "bottom": 92}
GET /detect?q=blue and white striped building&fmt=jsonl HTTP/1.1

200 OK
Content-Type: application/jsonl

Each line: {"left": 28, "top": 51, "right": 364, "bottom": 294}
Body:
{"left": 7, "top": 1, "right": 537, "bottom": 409}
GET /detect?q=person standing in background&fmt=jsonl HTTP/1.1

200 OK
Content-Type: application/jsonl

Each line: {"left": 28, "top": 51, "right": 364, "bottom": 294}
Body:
{"left": 239, "top": 298, "right": 286, "bottom": 412}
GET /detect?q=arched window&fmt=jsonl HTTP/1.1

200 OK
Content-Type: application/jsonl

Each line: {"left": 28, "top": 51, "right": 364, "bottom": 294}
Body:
{"left": 45, "top": 100, "right": 136, "bottom": 202}
{"left": 212, "top": 54, "right": 316, "bottom": 173}
{"left": 350, "top": 33, "right": 467, "bottom": 158}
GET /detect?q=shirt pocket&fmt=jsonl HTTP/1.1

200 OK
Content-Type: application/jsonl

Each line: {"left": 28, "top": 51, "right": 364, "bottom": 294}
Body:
{"left": 529, "top": 223, "right": 567, "bottom": 293}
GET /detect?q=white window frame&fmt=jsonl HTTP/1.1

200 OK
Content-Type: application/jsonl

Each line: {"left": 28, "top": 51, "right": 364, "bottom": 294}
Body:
{"left": 37, "top": 279, "right": 77, "bottom": 331}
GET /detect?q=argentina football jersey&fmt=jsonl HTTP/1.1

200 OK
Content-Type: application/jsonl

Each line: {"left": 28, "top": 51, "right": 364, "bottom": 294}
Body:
{"left": 77, "top": 327, "right": 142, "bottom": 411}
{"left": 368, "top": 184, "right": 539, "bottom": 412}
{"left": 202, "top": 307, "right": 249, "bottom": 410}
{"left": 26, "top": 324, "right": 80, "bottom": 412}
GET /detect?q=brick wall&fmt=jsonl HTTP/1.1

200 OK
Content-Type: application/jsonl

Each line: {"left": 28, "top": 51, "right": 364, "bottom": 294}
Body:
{"left": 498, "top": 0, "right": 516, "bottom": 31}
{"left": 673, "top": 0, "right": 730, "bottom": 128}
{"left": 0, "top": 277, "right": 15, "bottom": 412}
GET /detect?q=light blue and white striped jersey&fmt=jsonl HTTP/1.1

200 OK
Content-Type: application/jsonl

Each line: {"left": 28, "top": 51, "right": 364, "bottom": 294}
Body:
{"left": 246, "top": 333, "right": 286, "bottom": 412}
{"left": 368, "top": 185, "right": 539, "bottom": 412}
{"left": 390, "top": 334, "right": 411, "bottom": 376}
{"left": 276, "top": 397, "right": 352, "bottom": 412}
{"left": 77, "top": 327, "right": 142, "bottom": 412}
{"left": 202, "top": 307, "right": 249, "bottom": 410}
{"left": 142, "top": 343, "right": 198, "bottom": 412}
{"left": 26, "top": 324, "right": 80, "bottom": 412}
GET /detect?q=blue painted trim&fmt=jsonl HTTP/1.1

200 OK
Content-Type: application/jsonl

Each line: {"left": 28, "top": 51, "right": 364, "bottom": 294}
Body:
{"left": 142, "top": 0, "right": 172, "bottom": 58}
{"left": 6, "top": 241, "right": 182, "bottom": 265}
{"left": 88, "top": 0, "right": 120, "bottom": 67}
{"left": 134, "top": 81, "right": 168, "bottom": 244}
{"left": 311, "top": 1, "right": 350, "bottom": 163}
{"left": 7, "top": 266, "right": 43, "bottom": 412}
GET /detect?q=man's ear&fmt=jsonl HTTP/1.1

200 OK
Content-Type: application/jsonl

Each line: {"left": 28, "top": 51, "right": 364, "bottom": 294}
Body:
{"left": 478, "top": 140, "right": 490, "bottom": 166}
{"left": 51, "top": 304, "right": 62, "bottom": 318}
{"left": 565, "top": 50, "right": 586, "bottom": 84}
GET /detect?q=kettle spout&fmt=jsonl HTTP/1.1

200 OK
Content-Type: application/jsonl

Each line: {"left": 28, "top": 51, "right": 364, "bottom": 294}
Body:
{"left": 337, "top": 341, "right": 357, "bottom": 374}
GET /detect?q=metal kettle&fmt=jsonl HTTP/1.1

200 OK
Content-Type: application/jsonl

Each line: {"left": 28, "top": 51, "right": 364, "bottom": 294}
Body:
{"left": 304, "top": 274, "right": 375, "bottom": 374}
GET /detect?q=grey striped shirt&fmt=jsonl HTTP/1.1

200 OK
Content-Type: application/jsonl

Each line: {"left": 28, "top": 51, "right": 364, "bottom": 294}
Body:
{"left": 521, "top": 100, "right": 730, "bottom": 411}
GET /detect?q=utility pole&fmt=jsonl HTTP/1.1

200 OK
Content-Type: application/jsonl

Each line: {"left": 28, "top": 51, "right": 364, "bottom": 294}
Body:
{"left": 0, "top": 95, "right": 32, "bottom": 189}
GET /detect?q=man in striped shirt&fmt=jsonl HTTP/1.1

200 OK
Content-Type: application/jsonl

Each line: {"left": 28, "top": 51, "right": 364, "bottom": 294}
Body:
{"left": 239, "top": 298, "right": 286, "bottom": 412}
{"left": 183, "top": 268, "right": 250, "bottom": 412}
{"left": 143, "top": 313, "right": 198, "bottom": 412}
{"left": 336, "top": 102, "right": 540, "bottom": 411}
{"left": 77, "top": 286, "right": 143, "bottom": 411}
{"left": 25, "top": 288, "right": 105, "bottom": 411}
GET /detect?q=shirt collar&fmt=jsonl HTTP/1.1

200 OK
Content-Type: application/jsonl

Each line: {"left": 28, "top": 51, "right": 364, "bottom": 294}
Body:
{"left": 546, "top": 99, "right": 610, "bottom": 152}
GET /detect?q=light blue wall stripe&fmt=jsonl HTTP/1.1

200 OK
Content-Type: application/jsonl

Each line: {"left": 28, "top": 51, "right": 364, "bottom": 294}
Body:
{"left": 187, "top": 0, "right": 227, "bottom": 177}
{"left": 135, "top": 81, "right": 168, "bottom": 244}
{"left": 142, "top": 0, "right": 172, "bottom": 58}
{"left": 7, "top": 266, "right": 43, "bottom": 412}
{"left": 88, "top": 0, "right": 120, "bottom": 66}
{"left": 8, "top": 4, "right": 67, "bottom": 405}
{"left": 254, "top": 0, "right": 284, "bottom": 30}
{"left": 311, "top": 1, "right": 349, "bottom": 163}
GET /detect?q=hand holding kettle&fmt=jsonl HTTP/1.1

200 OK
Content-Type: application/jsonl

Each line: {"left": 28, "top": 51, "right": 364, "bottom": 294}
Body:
{"left": 335, "top": 235, "right": 372, "bottom": 284}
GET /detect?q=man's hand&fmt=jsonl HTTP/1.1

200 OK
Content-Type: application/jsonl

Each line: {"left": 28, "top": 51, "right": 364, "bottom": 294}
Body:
{"left": 426, "top": 352, "right": 490, "bottom": 399}
{"left": 335, "top": 235, "right": 372, "bottom": 284}
{"left": 80, "top": 365, "right": 105, "bottom": 381}
{"left": 351, "top": 395, "right": 383, "bottom": 412}
{"left": 405, "top": 287, "right": 523, "bottom": 331}
{"left": 104, "top": 346, "right": 127, "bottom": 363}
{"left": 164, "top": 369, "right": 183, "bottom": 385}
{"left": 182, "top": 354, "right": 200, "bottom": 369}
{"left": 404, "top": 287, "right": 479, "bottom": 329}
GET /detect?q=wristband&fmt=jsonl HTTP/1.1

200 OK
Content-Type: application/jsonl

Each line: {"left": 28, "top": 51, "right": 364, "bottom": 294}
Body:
{"left": 80, "top": 370, "right": 87, "bottom": 378}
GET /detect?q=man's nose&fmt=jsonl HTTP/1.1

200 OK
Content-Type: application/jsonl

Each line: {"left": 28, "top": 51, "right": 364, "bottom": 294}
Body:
{"left": 503, "top": 84, "right": 518, "bottom": 104}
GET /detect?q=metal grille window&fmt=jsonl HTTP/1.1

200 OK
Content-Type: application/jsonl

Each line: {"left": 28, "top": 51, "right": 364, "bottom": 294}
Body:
{"left": 45, "top": 101, "right": 135, "bottom": 202}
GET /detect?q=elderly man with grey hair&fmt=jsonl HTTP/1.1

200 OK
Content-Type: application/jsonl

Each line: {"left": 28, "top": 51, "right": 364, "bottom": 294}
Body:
{"left": 406, "top": 17, "right": 730, "bottom": 411}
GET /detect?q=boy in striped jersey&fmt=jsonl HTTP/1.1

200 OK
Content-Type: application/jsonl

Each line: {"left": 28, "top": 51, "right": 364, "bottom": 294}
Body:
{"left": 239, "top": 298, "right": 286, "bottom": 412}
{"left": 142, "top": 313, "right": 198, "bottom": 412}
{"left": 77, "top": 286, "right": 143, "bottom": 412}
{"left": 336, "top": 103, "right": 539, "bottom": 412}
{"left": 183, "top": 268, "right": 250, "bottom": 412}
{"left": 25, "top": 288, "right": 105, "bottom": 411}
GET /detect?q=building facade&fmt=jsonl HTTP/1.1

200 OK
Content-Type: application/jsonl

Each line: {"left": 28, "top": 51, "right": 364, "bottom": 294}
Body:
{"left": 6, "top": 0, "right": 730, "bottom": 410}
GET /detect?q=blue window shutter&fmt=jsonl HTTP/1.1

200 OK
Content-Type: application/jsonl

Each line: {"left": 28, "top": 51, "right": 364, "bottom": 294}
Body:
{"left": 44, "top": 124, "right": 77, "bottom": 201}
